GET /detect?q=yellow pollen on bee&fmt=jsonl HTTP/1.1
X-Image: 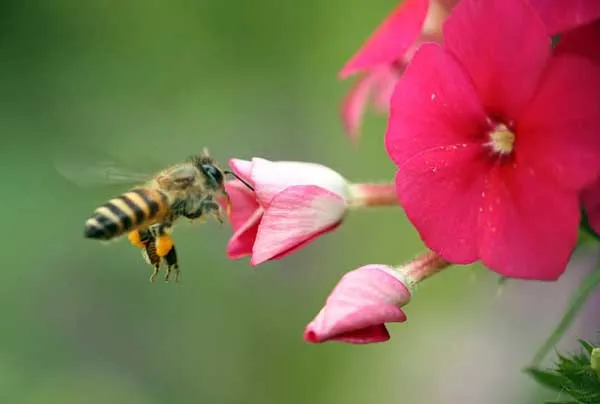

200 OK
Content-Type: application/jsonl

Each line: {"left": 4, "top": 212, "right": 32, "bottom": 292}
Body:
{"left": 155, "top": 234, "right": 174, "bottom": 257}
{"left": 487, "top": 124, "right": 515, "bottom": 155}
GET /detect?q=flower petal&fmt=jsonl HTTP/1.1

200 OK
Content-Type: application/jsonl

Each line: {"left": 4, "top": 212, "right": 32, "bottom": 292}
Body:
{"left": 529, "top": 0, "right": 600, "bottom": 35}
{"left": 385, "top": 42, "right": 487, "bottom": 167}
{"left": 250, "top": 158, "right": 349, "bottom": 206}
{"left": 341, "top": 67, "right": 399, "bottom": 142}
{"left": 225, "top": 180, "right": 260, "bottom": 232}
{"left": 340, "top": 0, "right": 429, "bottom": 78}
{"left": 478, "top": 163, "right": 580, "bottom": 280}
{"left": 227, "top": 208, "right": 263, "bottom": 259}
{"left": 304, "top": 265, "right": 410, "bottom": 344}
{"left": 516, "top": 52, "right": 600, "bottom": 190}
{"left": 228, "top": 158, "right": 253, "bottom": 182}
{"left": 396, "top": 143, "right": 487, "bottom": 264}
{"left": 341, "top": 73, "right": 378, "bottom": 143}
{"left": 304, "top": 307, "right": 393, "bottom": 344}
{"left": 372, "top": 66, "right": 401, "bottom": 112}
{"left": 443, "top": 0, "right": 551, "bottom": 119}
{"left": 250, "top": 185, "right": 346, "bottom": 266}
{"left": 555, "top": 20, "right": 600, "bottom": 63}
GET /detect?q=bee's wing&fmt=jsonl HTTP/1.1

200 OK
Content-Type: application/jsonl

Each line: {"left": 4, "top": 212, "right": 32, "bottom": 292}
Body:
{"left": 55, "top": 157, "right": 153, "bottom": 189}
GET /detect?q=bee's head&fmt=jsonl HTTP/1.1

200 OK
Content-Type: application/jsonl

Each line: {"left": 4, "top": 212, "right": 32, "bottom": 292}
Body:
{"left": 190, "top": 147, "right": 255, "bottom": 192}
{"left": 190, "top": 149, "right": 225, "bottom": 191}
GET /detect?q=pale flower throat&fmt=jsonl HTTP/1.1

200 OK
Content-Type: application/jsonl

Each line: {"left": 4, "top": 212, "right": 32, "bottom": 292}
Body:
{"left": 486, "top": 123, "right": 515, "bottom": 155}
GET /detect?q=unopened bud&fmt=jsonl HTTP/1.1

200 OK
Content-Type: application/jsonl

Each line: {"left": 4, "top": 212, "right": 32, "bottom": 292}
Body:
{"left": 592, "top": 348, "right": 600, "bottom": 379}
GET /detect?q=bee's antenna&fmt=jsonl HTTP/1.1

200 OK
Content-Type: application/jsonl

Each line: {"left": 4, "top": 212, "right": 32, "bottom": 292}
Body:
{"left": 223, "top": 170, "right": 254, "bottom": 191}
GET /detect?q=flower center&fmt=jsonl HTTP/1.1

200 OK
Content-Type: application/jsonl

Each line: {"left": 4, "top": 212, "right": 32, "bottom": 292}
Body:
{"left": 486, "top": 123, "right": 515, "bottom": 155}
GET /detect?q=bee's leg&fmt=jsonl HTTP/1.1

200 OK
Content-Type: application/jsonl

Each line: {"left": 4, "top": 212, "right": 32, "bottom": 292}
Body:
{"left": 200, "top": 199, "right": 224, "bottom": 225}
{"left": 149, "top": 262, "right": 161, "bottom": 283}
{"left": 151, "top": 222, "right": 176, "bottom": 258}
{"left": 163, "top": 244, "right": 180, "bottom": 283}
{"left": 140, "top": 232, "right": 162, "bottom": 282}
{"left": 181, "top": 203, "right": 207, "bottom": 224}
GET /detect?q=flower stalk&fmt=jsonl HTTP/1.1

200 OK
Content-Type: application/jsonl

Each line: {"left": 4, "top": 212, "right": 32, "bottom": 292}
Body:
{"left": 348, "top": 183, "right": 398, "bottom": 208}
{"left": 396, "top": 250, "right": 452, "bottom": 292}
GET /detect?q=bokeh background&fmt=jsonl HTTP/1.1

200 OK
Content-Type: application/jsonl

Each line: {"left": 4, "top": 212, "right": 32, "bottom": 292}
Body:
{"left": 2, "top": 1, "right": 599, "bottom": 403}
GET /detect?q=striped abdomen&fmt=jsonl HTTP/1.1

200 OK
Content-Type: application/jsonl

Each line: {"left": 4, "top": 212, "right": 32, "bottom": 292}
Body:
{"left": 84, "top": 188, "right": 170, "bottom": 241}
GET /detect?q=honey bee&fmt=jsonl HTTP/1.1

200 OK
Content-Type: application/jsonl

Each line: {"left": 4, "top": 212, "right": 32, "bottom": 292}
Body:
{"left": 56, "top": 147, "right": 253, "bottom": 283}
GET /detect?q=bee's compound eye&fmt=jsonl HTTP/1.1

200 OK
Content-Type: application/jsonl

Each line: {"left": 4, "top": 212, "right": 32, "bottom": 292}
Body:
{"left": 201, "top": 164, "right": 223, "bottom": 186}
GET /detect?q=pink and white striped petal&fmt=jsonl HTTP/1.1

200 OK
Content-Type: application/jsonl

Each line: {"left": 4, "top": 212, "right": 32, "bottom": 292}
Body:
{"left": 250, "top": 158, "right": 350, "bottom": 207}
{"left": 250, "top": 185, "right": 347, "bottom": 266}
{"left": 304, "top": 265, "right": 411, "bottom": 344}
{"left": 228, "top": 158, "right": 253, "bottom": 182}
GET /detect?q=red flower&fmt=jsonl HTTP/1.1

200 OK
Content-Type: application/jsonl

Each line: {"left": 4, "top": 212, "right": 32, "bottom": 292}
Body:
{"left": 339, "top": 0, "right": 453, "bottom": 142}
{"left": 339, "top": 0, "right": 600, "bottom": 143}
{"left": 384, "top": 0, "right": 600, "bottom": 280}
{"left": 529, "top": 0, "right": 600, "bottom": 35}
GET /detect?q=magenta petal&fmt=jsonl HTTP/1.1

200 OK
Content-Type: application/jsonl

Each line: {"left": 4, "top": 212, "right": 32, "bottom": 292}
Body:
{"left": 341, "top": 67, "right": 400, "bottom": 142}
{"left": 444, "top": 0, "right": 551, "bottom": 119}
{"left": 250, "top": 185, "right": 346, "bottom": 266}
{"left": 529, "top": 0, "right": 600, "bottom": 35}
{"left": 303, "top": 265, "right": 410, "bottom": 344}
{"left": 583, "top": 179, "right": 600, "bottom": 235}
{"left": 341, "top": 73, "right": 377, "bottom": 143}
{"left": 516, "top": 53, "right": 600, "bottom": 190}
{"left": 340, "top": 0, "right": 429, "bottom": 78}
{"left": 396, "top": 144, "right": 486, "bottom": 264}
{"left": 478, "top": 165, "right": 579, "bottom": 281}
{"left": 372, "top": 66, "right": 401, "bottom": 112}
{"left": 555, "top": 20, "right": 600, "bottom": 63}
{"left": 385, "top": 42, "right": 487, "bottom": 167}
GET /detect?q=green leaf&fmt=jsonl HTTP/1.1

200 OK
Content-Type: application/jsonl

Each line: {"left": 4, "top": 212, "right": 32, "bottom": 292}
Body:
{"left": 531, "top": 266, "right": 600, "bottom": 367}
{"left": 579, "top": 340, "right": 595, "bottom": 355}
{"left": 525, "top": 367, "right": 564, "bottom": 391}
{"left": 544, "top": 401, "right": 580, "bottom": 404}
{"left": 530, "top": 341, "right": 600, "bottom": 404}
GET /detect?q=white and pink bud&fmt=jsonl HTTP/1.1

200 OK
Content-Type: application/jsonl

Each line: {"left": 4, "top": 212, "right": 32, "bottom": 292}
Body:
{"left": 304, "top": 252, "right": 450, "bottom": 344}
{"left": 224, "top": 157, "right": 397, "bottom": 266}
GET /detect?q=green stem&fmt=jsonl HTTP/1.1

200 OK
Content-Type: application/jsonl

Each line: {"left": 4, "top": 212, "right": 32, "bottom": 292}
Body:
{"left": 530, "top": 264, "right": 600, "bottom": 367}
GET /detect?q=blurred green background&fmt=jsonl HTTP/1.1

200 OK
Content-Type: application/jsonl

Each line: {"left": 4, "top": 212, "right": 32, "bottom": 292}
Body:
{"left": 1, "top": 1, "right": 598, "bottom": 403}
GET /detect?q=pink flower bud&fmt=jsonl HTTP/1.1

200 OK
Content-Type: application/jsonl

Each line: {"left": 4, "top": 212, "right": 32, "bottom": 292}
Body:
{"left": 225, "top": 158, "right": 350, "bottom": 266}
{"left": 304, "top": 265, "right": 411, "bottom": 344}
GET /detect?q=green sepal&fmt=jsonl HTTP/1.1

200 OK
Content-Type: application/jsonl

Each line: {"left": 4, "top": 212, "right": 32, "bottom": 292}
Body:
{"left": 524, "top": 367, "right": 563, "bottom": 391}
{"left": 580, "top": 210, "right": 600, "bottom": 243}
{"left": 528, "top": 341, "right": 600, "bottom": 404}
